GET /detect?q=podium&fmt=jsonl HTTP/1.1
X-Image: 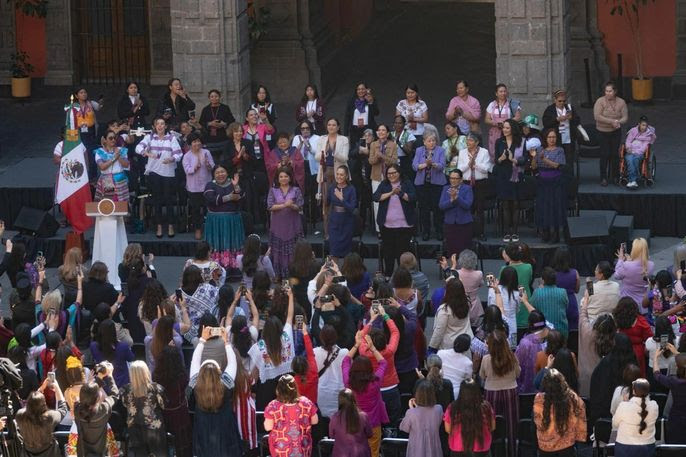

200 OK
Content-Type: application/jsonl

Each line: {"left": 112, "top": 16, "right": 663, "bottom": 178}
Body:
{"left": 86, "top": 200, "right": 129, "bottom": 290}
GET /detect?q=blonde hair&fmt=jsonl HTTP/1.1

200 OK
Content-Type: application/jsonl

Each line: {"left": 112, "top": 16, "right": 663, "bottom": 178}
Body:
{"left": 59, "top": 247, "right": 83, "bottom": 283}
{"left": 41, "top": 289, "right": 63, "bottom": 315}
{"left": 195, "top": 364, "right": 225, "bottom": 412}
{"left": 630, "top": 238, "right": 650, "bottom": 275}
{"left": 123, "top": 243, "right": 143, "bottom": 267}
{"left": 129, "top": 361, "right": 151, "bottom": 398}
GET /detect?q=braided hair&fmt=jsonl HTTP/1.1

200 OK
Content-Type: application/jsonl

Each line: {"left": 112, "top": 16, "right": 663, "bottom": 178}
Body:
{"left": 632, "top": 378, "right": 651, "bottom": 435}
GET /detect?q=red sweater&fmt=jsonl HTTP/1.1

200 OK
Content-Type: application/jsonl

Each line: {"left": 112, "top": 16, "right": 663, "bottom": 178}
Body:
{"left": 360, "top": 317, "right": 400, "bottom": 388}
{"left": 295, "top": 334, "right": 319, "bottom": 404}
{"left": 620, "top": 315, "right": 653, "bottom": 377}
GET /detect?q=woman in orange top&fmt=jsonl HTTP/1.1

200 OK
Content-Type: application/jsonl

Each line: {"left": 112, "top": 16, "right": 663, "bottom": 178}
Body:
{"left": 533, "top": 368, "right": 586, "bottom": 456}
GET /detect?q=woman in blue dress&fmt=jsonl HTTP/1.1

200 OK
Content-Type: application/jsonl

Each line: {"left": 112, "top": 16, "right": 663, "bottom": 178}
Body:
{"left": 327, "top": 165, "right": 357, "bottom": 261}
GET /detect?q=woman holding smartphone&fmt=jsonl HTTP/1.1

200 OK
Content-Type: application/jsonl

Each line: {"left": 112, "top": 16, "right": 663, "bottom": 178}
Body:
{"left": 344, "top": 82, "right": 379, "bottom": 148}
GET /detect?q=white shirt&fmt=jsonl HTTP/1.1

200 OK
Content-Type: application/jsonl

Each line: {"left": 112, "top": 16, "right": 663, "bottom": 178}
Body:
{"left": 556, "top": 105, "right": 572, "bottom": 144}
{"left": 612, "top": 396, "right": 658, "bottom": 445}
{"left": 457, "top": 147, "right": 493, "bottom": 181}
{"left": 396, "top": 100, "right": 428, "bottom": 136}
{"left": 135, "top": 133, "right": 182, "bottom": 177}
{"left": 610, "top": 385, "right": 630, "bottom": 416}
{"left": 53, "top": 141, "right": 64, "bottom": 157}
{"left": 248, "top": 323, "right": 295, "bottom": 383}
{"left": 488, "top": 286, "right": 519, "bottom": 338}
{"left": 645, "top": 337, "right": 674, "bottom": 371}
{"left": 352, "top": 108, "right": 369, "bottom": 127}
{"left": 587, "top": 279, "right": 621, "bottom": 323}
{"left": 314, "top": 346, "right": 349, "bottom": 417}
{"left": 436, "top": 349, "right": 473, "bottom": 399}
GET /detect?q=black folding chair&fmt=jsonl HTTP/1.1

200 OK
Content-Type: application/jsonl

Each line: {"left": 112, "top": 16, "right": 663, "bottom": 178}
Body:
{"left": 656, "top": 444, "right": 686, "bottom": 457}
{"left": 593, "top": 418, "right": 613, "bottom": 457}
{"left": 518, "top": 393, "right": 536, "bottom": 420}
{"left": 318, "top": 437, "right": 335, "bottom": 457}
{"left": 492, "top": 415, "right": 507, "bottom": 457}
{"left": 516, "top": 418, "right": 538, "bottom": 457}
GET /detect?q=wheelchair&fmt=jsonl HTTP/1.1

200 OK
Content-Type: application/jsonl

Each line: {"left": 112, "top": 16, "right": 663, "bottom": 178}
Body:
{"left": 618, "top": 143, "right": 656, "bottom": 188}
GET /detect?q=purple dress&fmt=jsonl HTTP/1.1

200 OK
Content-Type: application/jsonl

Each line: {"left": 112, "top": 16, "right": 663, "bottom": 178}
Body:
{"left": 267, "top": 186, "right": 304, "bottom": 278}
{"left": 514, "top": 332, "right": 545, "bottom": 394}
{"left": 556, "top": 269, "right": 579, "bottom": 331}
{"left": 329, "top": 410, "right": 372, "bottom": 457}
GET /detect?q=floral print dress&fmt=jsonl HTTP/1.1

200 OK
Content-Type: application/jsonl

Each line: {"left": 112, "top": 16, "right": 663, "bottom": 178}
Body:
{"left": 120, "top": 383, "right": 168, "bottom": 457}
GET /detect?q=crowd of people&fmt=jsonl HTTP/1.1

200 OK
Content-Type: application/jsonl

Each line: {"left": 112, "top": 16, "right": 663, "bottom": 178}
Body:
{"left": 2, "top": 201, "right": 686, "bottom": 457}
{"left": 54, "top": 79, "right": 658, "bottom": 278}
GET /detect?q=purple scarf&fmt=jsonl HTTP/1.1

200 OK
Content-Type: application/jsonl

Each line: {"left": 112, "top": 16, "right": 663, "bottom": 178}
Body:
{"left": 509, "top": 139, "right": 525, "bottom": 183}
{"left": 354, "top": 97, "right": 367, "bottom": 114}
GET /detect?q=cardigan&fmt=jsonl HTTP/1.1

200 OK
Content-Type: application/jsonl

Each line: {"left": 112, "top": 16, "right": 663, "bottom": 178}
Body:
{"left": 368, "top": 140, "right": 398, "bottom": 182}
{"left": 613, "top": 396, "right": 658, "bottom": 445}
{"left": 438, "top": 183, "right": 473, "bottom": 225}
{"left": 315, "top": 135, "right": 350, "bottom": 182}
{"left": 372, "top": 179, "right": 417, "bottom": 227}
{"left": 412, "top": 146, "right": 447, "bottom": 186}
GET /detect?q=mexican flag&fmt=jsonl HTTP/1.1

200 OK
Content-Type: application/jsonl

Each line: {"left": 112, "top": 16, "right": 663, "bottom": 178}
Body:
{"left": 55, "top": 100, "right": 93, "bottom": 233}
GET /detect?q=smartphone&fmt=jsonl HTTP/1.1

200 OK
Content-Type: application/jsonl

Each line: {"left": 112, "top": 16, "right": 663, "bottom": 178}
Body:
{"left": 486, "top": 274, "right": 494, "bottom": 287}
{"left": 518, "top": 286, "right": 524, "bottom": 298}
{"left": 359, "top": 138, "right": 366, "bottom": 147}
{"left": 175, "top": 288, "right": 183, "bottom": 301}
{"left": 325, "top": 255, "right": 334, "bottom": 268}
{"left": 620, "top": 242, "right": 626, "bottom": 253}
{"left": 681, "top": 260, "right": 686, "bottom": 274}
{"left": 47, "top": 371, "right": 55, "bottom": 382}
{"left": 240, "top": 282, "right": 247, "bottom": 296}
{"left": 371, "top": 300, "right": 381, "bottom": 314}
{"left": 586, "top": 278, "right": 594, "bottom": 296}
{"left": 210, "top": 327, "right": 222, "bottom": 337}
{"left": 282, "top": 279, "right": 290, "bottom": 290}
{"left": 295, "top": 315, "right": 304, "bottom": 330}
{"left": 508, "top": 333, "right": 517, "bottom": 350}
{"left": 660, "top": 335, "right": 668, "bottom": 350}
{"left": 332, "top": 275, "right": 346, "bottom": 284}
{"left": 321, "top": 294, "right": 333, "bottom": 303}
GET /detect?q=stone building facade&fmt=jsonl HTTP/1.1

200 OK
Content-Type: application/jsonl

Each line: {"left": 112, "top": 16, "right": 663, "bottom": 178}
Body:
{"left": 4, "top": 0, "right": 665, "bottom": 111}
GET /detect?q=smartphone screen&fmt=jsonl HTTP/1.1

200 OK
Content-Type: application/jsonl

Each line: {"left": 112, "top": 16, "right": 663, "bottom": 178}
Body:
{"left": 620, "top": 242, "right": 626, "bottom": 253}
{"left": 295, "top": 315, "right": 304, "bottom": 330}
{"left": 175, "top": 288, "right": 182, "bottom": 301}
{"left": 660, "top": 335, "right": 668, "bottom": 349}
{"left": 586, "top": 279, "right": 594, "bottom": 296}
{"left": 681, "top": 260, "right": 686, "bottom": 273}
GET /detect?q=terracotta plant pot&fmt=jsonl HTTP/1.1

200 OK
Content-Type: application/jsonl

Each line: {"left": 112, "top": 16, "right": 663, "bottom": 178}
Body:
{"left": 631, "top": 78, "right": 653, "bottom": 102}
{"left": 11, "top": 76, "right": 31, "bottom": 98}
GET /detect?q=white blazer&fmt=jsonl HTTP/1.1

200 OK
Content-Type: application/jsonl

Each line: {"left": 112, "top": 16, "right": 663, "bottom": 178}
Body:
{"left": 315, "top": 134, "right": 349, "bottom": 183}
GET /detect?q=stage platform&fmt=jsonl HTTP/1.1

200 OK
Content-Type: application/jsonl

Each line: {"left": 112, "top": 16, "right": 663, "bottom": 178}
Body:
{"left": 1, "top": 156, "right": 681, "bottom": 277}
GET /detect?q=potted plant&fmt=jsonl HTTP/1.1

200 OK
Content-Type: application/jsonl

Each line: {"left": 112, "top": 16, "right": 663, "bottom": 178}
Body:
{"left": 608, "top": 0, "right": 656, "bottom": 101}
{"left": 10, "top": 51, "right": 34, "bottom": 98}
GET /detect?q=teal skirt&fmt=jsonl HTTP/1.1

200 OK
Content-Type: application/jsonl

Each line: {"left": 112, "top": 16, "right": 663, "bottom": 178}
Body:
{"left": 204, "top": 212, "right": 245, "bottom": 252}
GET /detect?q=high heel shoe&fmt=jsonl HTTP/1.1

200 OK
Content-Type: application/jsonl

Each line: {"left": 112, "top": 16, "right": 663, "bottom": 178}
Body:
{"left": 156, "top": 225, "right": 163, "bottom": 239}
{"left": 168, "top": 225, "right": 175, "bottom": 238}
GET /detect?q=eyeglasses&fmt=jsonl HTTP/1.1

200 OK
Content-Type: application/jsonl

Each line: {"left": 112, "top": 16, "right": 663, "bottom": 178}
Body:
{"left": 106, "top": 136, "right": 116, "bottom": 140}
{"left": 300, "top": 126, "right": 310, "bottom": 130}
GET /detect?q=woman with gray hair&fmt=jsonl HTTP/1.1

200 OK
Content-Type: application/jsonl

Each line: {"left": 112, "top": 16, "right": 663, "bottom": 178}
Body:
{"left": 416, "top": 354, "right": 455, "bottom": 409}
{"left": 457, "top": 249, "right": 485, "bottom": 329}
{"left": 412, "top": 132, "right": 446, "bottom": 241}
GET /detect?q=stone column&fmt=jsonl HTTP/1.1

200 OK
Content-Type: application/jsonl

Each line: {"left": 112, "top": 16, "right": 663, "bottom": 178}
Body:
{"left": 569, "top": 0, "right": 609, "bottom": 103}
{"left": 44, "top": 0, "right": 74, "bottom": 85}
{"left": 170, "top": 0, "right": 251, "bottom": 115}
{"left": 250, "top": 0, "right": 320, "bottom": 105}
{"left": 495, "top": 0, "right": 571, "bottom": 117}
{"left": 674, "top": 0, "right": 686, "bottom": 96}
{"left": 149, "top": 0, "right": 173, "bottom": 86}
{"left": 0, "top": 0, "right": 15, "bottom": 85}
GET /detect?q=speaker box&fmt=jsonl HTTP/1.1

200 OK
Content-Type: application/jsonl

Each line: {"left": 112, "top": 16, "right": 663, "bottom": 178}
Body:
{"left": 13, "top": 207, "right": 59, "bottom": 237}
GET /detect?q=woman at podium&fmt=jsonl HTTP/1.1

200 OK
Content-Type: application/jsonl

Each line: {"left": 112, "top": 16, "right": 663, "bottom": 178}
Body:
{"left": 94, "top": 130, "right": 130, "bottom": 202}
{"left": 203, "top": 163, "right": 245, "bottom": 268}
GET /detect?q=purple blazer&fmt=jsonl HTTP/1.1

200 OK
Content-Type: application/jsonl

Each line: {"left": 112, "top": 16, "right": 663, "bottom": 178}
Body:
{"left": 412, "top": 146, "right": 447, "bottom": 186}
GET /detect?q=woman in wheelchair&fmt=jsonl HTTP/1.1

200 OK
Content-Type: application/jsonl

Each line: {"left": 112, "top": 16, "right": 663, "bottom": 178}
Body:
{"left": 623, "top": 116, "right": 656, "bottom": 189}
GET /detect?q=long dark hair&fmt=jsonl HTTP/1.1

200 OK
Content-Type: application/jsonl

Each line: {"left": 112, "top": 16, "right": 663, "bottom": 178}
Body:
{"left": 502, "top": 119, "right": 523, "bottom": 150}
{"left": 443, "top": 279, "right": 469, "bottom": 319}
{"left": 481, "top": 305, "right": 509, "bottom": 336}
{"left": 151, "top": 315, "right": 175, "bottom": 361}
{"left": 96, "top": 319, "right": 117, "bottom": 360}
{"left": 613, "top": 297, "right": 640, "bottom": 329}
{"left": 653, "top": 315, "right": 676, "bottom": 358}
{"left": 341, "top": 252, "right": 366, "bottom": 285}
{"left": 551, "top": 348, "right": 578, "bottom": 392}
{"left": 262, "top": 316, "right": 284, "bottom": 366}
{"left": 498, "top": 266, "right": 519, "bottom": 301}
{"left": 242, "top": 235, "right": 262, "bottom": 278}
{"left": 230, "top": 315, "right": 252, "bottom": 359}
{"left": 153, "top": 346, "right": 186, "bottom": 387}
{"left": 182, "top": 265, "right": 203, "bottom": 296}
{"left": 593, "top": 314, "right": 617, "bottom": 357}
{"left": 290, "top": 241, "right": 315, "bottom": 278}
{"left": 8, "top": 242, "right": 26, "bottom": 272}
{"left": 609, "top": 333, "right": 639, "bottom": 387}
{"left": 127, "top": 258, "right": 146, "bottom": 291}
{"left": 552, "top": 247, "right": 572, "bottom": 273}
{"left": 450, "top": 378, "right": 492, "bottom": 452}
{"left": 24, "top": 391, "right": 49, "bottom": 425}
{"left": 337, "top": 388, "right": 361, "bottom": 434}
{"left": 487, "top": 331, "right": 517, "bottom": 376}
{"left": 253, "top": 85, "right": 271, "bottom": 104}
{"left": 140, "top": 279, "right": 168, "bottom": 323}
{"left": 540, "top": 369, "right": 580, "bottom": 436}
{"left": 348, "top": 356, "right": 376, "bottom": 393}
{"left": 300, "top": 84, "right": 319, "bottom": 103}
